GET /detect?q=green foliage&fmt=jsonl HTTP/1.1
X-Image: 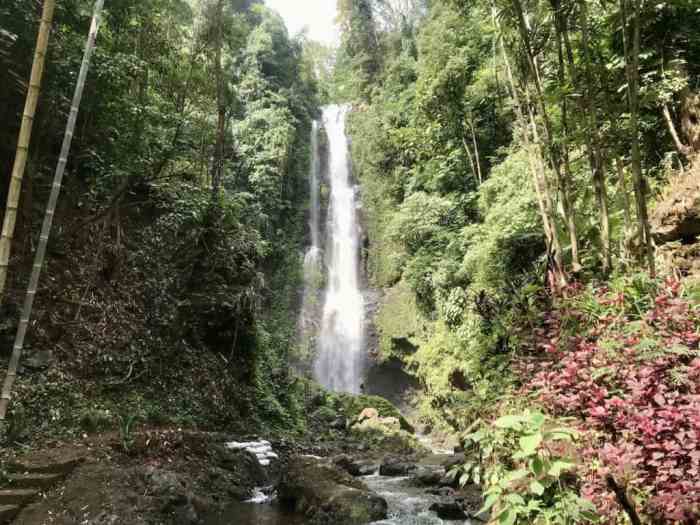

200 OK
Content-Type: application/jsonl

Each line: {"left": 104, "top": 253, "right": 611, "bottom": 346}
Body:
{"left": 458, "top": 411, "right": 597, "bottom": 525}
{"left": 118, "top": 413, "right": 139, "bottom": 454}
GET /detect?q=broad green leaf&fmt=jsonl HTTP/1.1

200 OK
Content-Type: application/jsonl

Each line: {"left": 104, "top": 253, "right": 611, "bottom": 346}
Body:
{"left": 548, "top": 460, "right": 575, "bottom": 477}
{"left": 531, "top": 456, "right": 544, "bottom": 476}
{"left": 498, "top": 508, "right": 517, "bottom": 525}
{"left": 479, "top": 493, "right": 499, "bottom": 514}
{"left": 494, "top": 415, "right": 526, "bottom": 429}
{"left": 505, "top": 493, "right": 526, "bottom": 505}
{"left": 519, "top": 433, "right": 543, "bottom": 455}
{"left": 529, "top": 412, "right": 546, "bottom": 429}
{"left": 505, "top": 469, "right": 529, "bottom": 483}
{"left": 529, "top": 479, "right": 545, "bottom": 496}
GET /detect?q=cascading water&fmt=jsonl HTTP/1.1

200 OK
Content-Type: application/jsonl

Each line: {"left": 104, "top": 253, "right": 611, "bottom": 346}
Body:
{"left": 313, "top": 105, "right": 365, "bottom": 393}
{"left": 299, "top": 121, "right": 323, "bottom": 348}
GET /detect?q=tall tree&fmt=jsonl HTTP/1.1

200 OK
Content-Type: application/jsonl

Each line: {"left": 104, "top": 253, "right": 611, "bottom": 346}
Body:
{"left": 0, "top": 0, "right": 56, "bottom": 303}
{"left": 211, "top": 0, "right": 226, "bottom": 202}
{"left": 510, "top": 0, "right": 581, "bottom": 272}
{"left": 0, "top": 0, "right": 105, "bottom": 427}
{"left": 620, "top": 0, "right": 655, "bottom": 277}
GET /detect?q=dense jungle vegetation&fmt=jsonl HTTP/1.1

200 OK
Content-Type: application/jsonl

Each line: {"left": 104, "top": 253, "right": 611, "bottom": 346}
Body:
{"left": 331, "top": 0, "right": 700, "bottom": 523}
{"left": 0, "top": 0, "right": 319, "bottom": 438}
{"left": 1, "top": 0, "right": 700, "bottom": 524}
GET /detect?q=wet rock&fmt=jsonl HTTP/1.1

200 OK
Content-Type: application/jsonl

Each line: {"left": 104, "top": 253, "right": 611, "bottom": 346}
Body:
{"left": 429, "top": 501, "right": 468, "bottom": 520}
{"left": 279, "top": 456, "right": 387, "bottom": 524}
{"left": 438, "top": 473, "right": 460, "bottom": 489}
{"left": 379, "top": 456, "right": 417, "bottom": 476}
{"left": 442, "top": 453, "right": 466, "bottom": 471}
{"left": 425, "top": 487, "right": 456, "bottom": 497}
{"left": 334, "top": 454, "right": 378, "bottom": 476}
{"left": 214, "top": 445, "right": 267, "bottom": 485}
{"left": 411, "top": 465, "right": 444, "bottom": 486}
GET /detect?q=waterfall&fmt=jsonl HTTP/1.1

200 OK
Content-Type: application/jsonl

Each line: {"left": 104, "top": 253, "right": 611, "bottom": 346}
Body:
{"left": 314, "top": 105, "right": 365, "bottom": 394}
{"left": 299, "top": 121, "right": 322, "bottom": 349}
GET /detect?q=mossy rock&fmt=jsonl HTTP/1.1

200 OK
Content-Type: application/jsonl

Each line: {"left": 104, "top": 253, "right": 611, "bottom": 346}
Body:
{"left": 336, "top": 393, "right": 414, "bottom": 434}
{"left": 278, "top": 456, "right": 387, "bottom": 524}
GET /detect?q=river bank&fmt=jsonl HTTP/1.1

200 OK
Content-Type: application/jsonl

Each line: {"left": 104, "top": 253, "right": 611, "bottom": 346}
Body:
{"left": 1, "top": 394, "right": 484, "bottom": 525}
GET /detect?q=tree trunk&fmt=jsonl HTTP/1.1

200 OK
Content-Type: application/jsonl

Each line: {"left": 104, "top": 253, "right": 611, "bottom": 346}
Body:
{"left": 620, "top": 0, "right": 655, "bottom": 277}
{"left": 662, "top": 102, "right": 691, "bottom": 158}
{"left": 616, "top": 157, "right": 635, "bottom": 262}
{"left": 467, "top": 115, "right": 483, "bottom": 185}
{"left": 511, "top": 0, "right": 580, "bottom": 272}
{"left": 550, "top": 0, "right": 581, "bottom": 272}
{"left": 496, "top": 5, "right": 565, "bottom": 286}
{"left": 211, "top": 0, "right": 225, "bottom": 202}
{"left": 461, "top": 136, "right": 479, "bottom": 186}
{"left": 0, "top": 0, "right": 56, "bottom": 303}
{"left": 0, "top": 0, "right": 105, "bottom": 426}
{"left": 577, "top": 0, "right": 612, "bottom": 272}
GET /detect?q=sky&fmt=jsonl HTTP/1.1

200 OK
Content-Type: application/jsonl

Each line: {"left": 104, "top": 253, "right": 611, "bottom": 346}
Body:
{"left": 264, "top": 0, "right": 340, "bottom": 46}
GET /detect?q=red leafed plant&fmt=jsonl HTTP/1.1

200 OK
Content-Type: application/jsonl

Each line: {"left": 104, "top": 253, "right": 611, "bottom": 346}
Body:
{"left": 518, "top": 277, "right": 700, "bottom": 523}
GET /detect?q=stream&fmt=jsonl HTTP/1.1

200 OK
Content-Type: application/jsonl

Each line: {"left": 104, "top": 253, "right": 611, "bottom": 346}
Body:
{"left": 210, "top": 475, "right": 473, "bottom": 525}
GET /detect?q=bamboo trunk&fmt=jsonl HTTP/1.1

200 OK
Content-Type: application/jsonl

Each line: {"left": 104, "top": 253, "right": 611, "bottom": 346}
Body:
{"left": 495, "top": 5, "right": 566, "bottom": 286}
{"left": 620, "top": 0, "right": 655, "bottom": 277}
{"left": 577, "top": 0, "right": 613, "bottom": 272}
{"left": 467, "top": 115, "right": 483, "bottom": 185}
{"left": 511, "top": 0, "right": 580, "bottom": 273}
{"left": 0, "top": 0, "right": 105, "bottom": 425}
{"left": 211, "top": 0, "right": 225, "bottom": 202}
{"left": 0, "top": 0, "right": 56, "bottom": 303}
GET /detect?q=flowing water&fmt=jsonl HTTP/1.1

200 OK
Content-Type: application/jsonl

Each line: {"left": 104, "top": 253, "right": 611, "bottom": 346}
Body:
{"left": 299, "top": 121, "right": 323, "bottom": 345}
{"left": 208, "top": 108, "right": 472, "bottom": 524}
{"left": 313, "top": 105, "right": 365, "bottom": 393}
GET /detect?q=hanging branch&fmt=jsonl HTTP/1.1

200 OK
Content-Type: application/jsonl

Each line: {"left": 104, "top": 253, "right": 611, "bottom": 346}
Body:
{"left": 0, "top": 0, "right": 105, "bottom": 427}
{"left": 0, "top": 0, "right": 56, "bottom": 304}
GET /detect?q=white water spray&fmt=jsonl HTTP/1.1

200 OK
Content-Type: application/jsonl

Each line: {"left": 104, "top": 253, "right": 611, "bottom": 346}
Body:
{"left": 299, "top": 121, "right": 323, "bottom": 347}
{"left": 314, "top": 105, "right": 365, "bottom": 393}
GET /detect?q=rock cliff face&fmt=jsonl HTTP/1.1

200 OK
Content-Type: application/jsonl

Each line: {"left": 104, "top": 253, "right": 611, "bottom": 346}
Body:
{"left": 653, "top": 166, "right": 700, "bottom": 278}
{"left": 652, "top": 167, "right": 700, "bottom": 244}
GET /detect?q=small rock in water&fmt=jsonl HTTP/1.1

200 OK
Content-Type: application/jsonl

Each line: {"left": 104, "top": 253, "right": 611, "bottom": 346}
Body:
{"left": 411, "top": 466, "right": 443, "bottom": 486}
{"left": 442, "top": 453, "right": 466, "bottom": 470}
{"left": 429, "top": 501, "right": 468, "bottom": 520}
{"left": 334, "top": 454, "right": 379, "bottom": 477}
{"left": 425, "top": 487, "right": 456, "bottom": 497}
{"left": 379, "top": 456, "right": 417, "bottom": 476}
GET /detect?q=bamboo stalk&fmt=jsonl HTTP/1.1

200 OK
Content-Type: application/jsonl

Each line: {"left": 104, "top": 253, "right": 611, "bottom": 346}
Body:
{"left": 0, "top": 0, "right": 105, "bottom": 425}
{"left": 0, "top": 0, "right": 56, "bottom": 303}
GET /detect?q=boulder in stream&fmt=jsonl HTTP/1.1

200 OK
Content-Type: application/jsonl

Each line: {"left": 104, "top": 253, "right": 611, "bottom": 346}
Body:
{"left": 334, "top": 454, "right": 379, "bottom": 476}
{"left": 429, "top": 501, "right": 468, "bottom": 520}
{"left": 278, "top": 456, "right": 388, "bottom": 524}
{"left": 379, "top": 456, "right": 417, "bottom": 476}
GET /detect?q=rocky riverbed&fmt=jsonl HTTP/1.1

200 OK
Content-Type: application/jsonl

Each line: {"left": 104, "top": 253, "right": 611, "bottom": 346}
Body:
{"left": 3, "top": 394, "right": 484, "bottom": 524}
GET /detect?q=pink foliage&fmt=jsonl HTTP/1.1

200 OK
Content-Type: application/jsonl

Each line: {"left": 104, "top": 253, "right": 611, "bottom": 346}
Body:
{"left": 521, "top": 279, "right": 700, "bottom": 522}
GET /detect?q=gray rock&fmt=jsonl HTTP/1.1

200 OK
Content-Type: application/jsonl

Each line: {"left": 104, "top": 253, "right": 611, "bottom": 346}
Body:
{"left": 279, "top": 456, "right": 387, "bottom": 524}
{"left": 411, "top": 466, "right": 443, "bottom": 486}
{"left": 334, "top": 455, "right": 378, "bottom": 476}
{"left": 379, "top": 456, "right": 417, "bottom": 476}
{"left": 442, "top": 453, "right": 466, "bottom": 471}
{"left": 429, "top": 501, "right": 468, "bottom": 520}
